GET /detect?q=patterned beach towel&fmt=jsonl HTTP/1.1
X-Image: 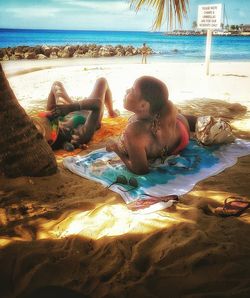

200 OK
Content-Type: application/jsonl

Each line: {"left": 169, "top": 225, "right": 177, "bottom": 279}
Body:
{"left": 63, "top": 139, "right": 250, "bottom": 211}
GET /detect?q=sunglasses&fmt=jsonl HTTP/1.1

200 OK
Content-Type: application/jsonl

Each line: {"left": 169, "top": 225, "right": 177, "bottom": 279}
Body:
{"left": 108, "top": 175, "right": 138, "bottom": 192}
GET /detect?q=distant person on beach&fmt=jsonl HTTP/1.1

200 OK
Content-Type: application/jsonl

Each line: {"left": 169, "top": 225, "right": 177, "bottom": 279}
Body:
{"left": 106, "top": 76, "right": 197, "bottom": 174}
{"left": 32, "top": 78, "right": 119, "bottom": 151}
{"left": 141, "top": 43, "right": 149, "bottom": 64}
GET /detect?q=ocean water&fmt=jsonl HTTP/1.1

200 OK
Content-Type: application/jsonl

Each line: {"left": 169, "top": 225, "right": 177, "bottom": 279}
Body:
{"left": 0, "top": 28, "right": 250, "bottom": 62}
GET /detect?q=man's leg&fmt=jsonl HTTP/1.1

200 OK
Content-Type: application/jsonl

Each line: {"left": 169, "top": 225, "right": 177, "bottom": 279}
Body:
{"left": 104, "top": 82, "right": 119, "bottom": 117}
{"left": 79, "top": 77, "right": 112, "bottom": 125}
{"left": 78, "top": 77, "right": 118, "bottom": 122}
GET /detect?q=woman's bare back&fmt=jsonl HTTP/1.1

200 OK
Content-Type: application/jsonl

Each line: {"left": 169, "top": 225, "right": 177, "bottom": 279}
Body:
{"left": 124, "top": 113, "right": 190, "bottom": 161}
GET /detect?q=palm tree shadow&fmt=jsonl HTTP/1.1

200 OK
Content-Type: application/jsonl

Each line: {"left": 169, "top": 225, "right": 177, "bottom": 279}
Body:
{"left": 0, "top": 195, "right": 249, "bottom": 298}
{"left": 19, "top": 285, "right": 86, "bottom": 298}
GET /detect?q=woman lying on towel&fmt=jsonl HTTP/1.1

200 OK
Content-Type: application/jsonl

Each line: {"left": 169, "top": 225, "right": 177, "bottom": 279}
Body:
{"left": 32, "top": 78, "right": 119, "bottom": 151}
{"left": 106, "top": 76, "right": 197, "bottom": 175}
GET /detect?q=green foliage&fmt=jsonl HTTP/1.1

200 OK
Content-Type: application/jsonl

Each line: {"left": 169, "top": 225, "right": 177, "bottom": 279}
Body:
{"left": 129, "top": 0, "right": 189, "bottom": 30}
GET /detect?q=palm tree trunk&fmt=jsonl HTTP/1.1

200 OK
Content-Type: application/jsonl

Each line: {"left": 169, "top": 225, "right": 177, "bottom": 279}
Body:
{"left": 0, "top": 63, "right": 57, "bottom": 178}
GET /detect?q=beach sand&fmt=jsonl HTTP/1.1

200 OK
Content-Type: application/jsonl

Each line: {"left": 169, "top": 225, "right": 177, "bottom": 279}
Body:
{"left": 0, "top": 58, "right": 250, "bottom": 298}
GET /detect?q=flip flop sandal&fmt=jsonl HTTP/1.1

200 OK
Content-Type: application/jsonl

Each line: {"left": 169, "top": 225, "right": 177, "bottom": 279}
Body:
{"left": 214, "top": 196, "right": 250, "bottom": 217}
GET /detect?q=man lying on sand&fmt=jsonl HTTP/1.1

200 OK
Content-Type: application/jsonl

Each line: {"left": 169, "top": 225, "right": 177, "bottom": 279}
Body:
{"left": 32, "top": 78, "right": 119, "bottom": 151}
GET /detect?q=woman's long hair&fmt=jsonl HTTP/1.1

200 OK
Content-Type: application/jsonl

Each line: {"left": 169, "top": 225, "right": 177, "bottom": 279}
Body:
{"left": 137, "top": 76, "right": 177, "bottom": 137}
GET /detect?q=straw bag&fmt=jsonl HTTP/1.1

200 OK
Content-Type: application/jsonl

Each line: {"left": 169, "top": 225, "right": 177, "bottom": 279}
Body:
{"left": 195, "top": 116, "right": 235, "bottom": 145}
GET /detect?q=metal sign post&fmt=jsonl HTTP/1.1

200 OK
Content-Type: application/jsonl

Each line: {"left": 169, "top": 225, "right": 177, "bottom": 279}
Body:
{"left": 197, "top": 4, "right": 223, "bottom": 75}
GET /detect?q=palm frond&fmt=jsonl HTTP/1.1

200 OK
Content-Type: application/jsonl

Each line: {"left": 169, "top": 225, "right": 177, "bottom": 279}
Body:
{"left": 129, "top": 0, "right": 189, "bottom": 30}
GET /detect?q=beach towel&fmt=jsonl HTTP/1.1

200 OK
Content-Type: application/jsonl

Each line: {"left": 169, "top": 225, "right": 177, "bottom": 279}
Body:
{"left": 63, "top": 139, "right": 250, "bottom": 212}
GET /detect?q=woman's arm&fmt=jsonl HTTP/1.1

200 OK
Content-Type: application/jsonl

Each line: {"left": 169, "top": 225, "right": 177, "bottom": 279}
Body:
{"left": 70, "top": 98, "right": 103, "bottom": 146}
{"left": 107, "top": 126, "right": 149, "bottom": 175}
{"left": 71, "top": 105, "right": 100, "bottom": 146}
{"left": 106, "top": 141, "right": 133, "bottom": 170}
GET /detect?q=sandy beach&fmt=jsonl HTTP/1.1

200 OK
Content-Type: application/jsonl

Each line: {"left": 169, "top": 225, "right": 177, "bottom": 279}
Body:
{"left": 1, "top": 58, "right": 250, "bottom": 297}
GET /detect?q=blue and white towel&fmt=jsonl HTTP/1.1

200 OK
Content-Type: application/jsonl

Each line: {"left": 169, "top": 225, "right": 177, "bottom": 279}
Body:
{"left": 63, "top": 139, "right": 250, "bottom": 204}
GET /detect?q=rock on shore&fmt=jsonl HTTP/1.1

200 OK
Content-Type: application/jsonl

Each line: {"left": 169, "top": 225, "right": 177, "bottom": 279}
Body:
{"left": 0, "top": 44, "right": 153, "bottom": 61}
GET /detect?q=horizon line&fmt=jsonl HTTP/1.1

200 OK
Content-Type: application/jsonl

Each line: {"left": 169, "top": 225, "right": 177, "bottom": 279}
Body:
{"left": 0, "top": 27, "right": 164, "bottom": 33}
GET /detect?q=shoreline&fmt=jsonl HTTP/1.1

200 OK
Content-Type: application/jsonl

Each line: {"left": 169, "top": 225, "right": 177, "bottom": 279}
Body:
{"left": 2, "top": 58, "right": 250, "bottom": 77}
{"left": 2, "top": 54, "right": 250, "bottom": 74}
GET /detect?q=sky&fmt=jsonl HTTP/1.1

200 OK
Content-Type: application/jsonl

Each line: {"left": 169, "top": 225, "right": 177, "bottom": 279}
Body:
{"left": 0, "top": 0, "right": 249, "bottom": 31}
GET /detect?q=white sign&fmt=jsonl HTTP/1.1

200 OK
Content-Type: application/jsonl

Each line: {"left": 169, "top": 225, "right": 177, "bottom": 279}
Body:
{"left": 197, "top": 4, "right": 223, "bottom": 29}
